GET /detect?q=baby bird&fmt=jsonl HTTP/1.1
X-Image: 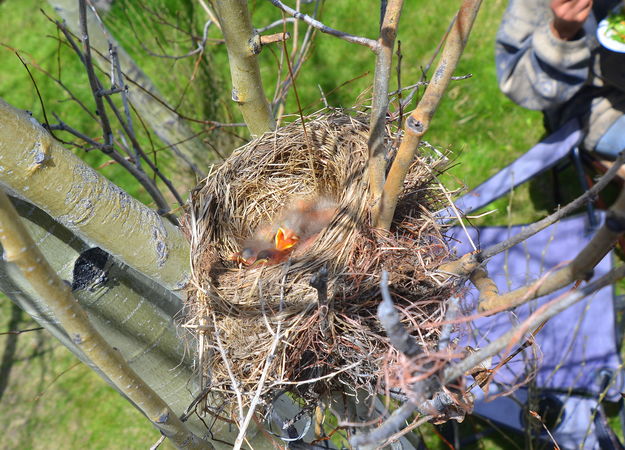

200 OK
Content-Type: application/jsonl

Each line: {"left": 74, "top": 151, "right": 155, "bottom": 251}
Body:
{"left": 229, "top": 238, "right": 295, "bottom": 267}
{"left": 275, "top": 197, "right": 338, "bottom": 247}
{"left": 230, "top": 196, "right": 338, "bottom": 267}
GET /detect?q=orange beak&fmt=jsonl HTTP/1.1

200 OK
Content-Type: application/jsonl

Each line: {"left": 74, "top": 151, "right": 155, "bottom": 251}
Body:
{"left": 274, "top": 227, "right": 299, "bottom": 251}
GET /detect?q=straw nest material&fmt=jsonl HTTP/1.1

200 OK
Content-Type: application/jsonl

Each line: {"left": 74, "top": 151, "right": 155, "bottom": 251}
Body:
{"left": 183, "top": 109, "right": 455, "bottom": 416}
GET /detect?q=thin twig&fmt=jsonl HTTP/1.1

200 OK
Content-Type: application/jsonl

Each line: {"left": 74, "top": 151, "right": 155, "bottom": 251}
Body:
{"left": 400, "top": 16, "right": 458, "bottom": 109}
{"left": 0, "top": 327, "right": 44, "bottom": 336}
{"left": 440, "top": 150, "right": 625, "bottom": 277}
{"left": 395, "top": 39, "right": 403, "bottom": 129}
{"left": 444, "top": 264, "right": 625, "bottom": 382}
{"left": 109, "top": 43, "right": 139, "bottom": 167}
{"left": 78, "top": 0, "right": 114, "bottom": 150}
{"left": 267, "top": 0, "right": 379, "bottom": 51}
{"left": 271, "top": 0, "right": 320, "bottom": 113}
{"left": 258, "top": 18, "right": 297, "bottom": 33}
{"left": 137, "top": 19, "right": 212, "bottom": 60}
{"left": 14, "top": 53, "right": 53, "bottom": 135}
{"left": 389, "top": 74, "right": 473, "bottom": 100}
{"left": 475, "top": 184, "right": 625, "bottom": 312}
{"left": 149, "top": 435, "right": 166, "bottom": 450}
{"left": 57, "top": 7, "right": 174, "bottom": 216}
{"left": 481, "top": 150, "right": 625, "bottom": 261}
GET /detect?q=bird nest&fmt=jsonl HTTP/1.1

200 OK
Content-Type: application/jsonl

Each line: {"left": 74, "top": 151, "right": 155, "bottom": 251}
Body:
{"left": 183, "top": 110, "right": 456, "bottom": 419}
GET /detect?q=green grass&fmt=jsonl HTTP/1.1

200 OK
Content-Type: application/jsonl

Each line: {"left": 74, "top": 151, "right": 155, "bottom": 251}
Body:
{"left": 0, "top": 0, "right": 603, "bottom": 448}
{"left": 0, "top": 302, "right": 157, "bottom": 449}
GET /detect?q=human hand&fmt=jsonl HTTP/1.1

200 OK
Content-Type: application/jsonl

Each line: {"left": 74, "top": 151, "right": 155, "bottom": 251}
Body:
{"left": 550, "top": 0, "right": 593, "bottom": 40}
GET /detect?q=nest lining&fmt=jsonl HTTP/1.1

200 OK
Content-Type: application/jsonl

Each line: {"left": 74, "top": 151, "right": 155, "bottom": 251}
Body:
{"left": 184, "top": 109, "right": 455, "bottom": 414}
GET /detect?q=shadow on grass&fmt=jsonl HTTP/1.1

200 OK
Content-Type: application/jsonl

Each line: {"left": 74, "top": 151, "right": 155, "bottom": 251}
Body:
{"left": 0, "top": 303, "right": 23, "bottom": 401}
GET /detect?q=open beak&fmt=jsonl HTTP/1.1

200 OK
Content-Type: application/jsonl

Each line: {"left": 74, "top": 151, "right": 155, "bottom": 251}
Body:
{"left": 275, "top": 227, "right": 299, "bottom": 251}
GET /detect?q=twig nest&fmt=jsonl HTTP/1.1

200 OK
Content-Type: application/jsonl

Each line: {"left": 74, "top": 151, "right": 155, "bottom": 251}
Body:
{"left": 184, "top": 110, "right": 453, "bottom": 414}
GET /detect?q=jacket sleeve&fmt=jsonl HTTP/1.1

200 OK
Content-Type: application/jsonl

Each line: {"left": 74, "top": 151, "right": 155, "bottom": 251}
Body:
{"left": 495, "top": 0, "right": 591, "bottom": 110}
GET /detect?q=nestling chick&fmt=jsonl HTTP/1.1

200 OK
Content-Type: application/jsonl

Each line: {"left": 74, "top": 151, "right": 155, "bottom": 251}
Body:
{"left": 230, "top": 196, "right": 338, "bottom": 267}
{"left": 275, "top": 197, "right": 338, "bottom": 246}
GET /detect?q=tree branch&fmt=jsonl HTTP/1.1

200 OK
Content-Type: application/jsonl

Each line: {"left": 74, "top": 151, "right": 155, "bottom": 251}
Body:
{"left": 378, "top": 271, "right": 421, "bottom": 356}
{"left": 48, "top": 0, "right": 217, "bottom": 176}
{"left": 368, "top": 0, "right": 404, "bottom": 218}
{"left": 374, "top": 0, "right": 483, "bottom": 229}
{"left": 57, "top": 4, "right": 174, "bottom": 216}
{"left": 0, "top": 191, "right": 211, "bottom": 449}
{"left": 266, "top": 0, "right": 379, "bottom": 51}
{"left": 78, "top": 0, "right": 114, "bottom": 149}
{"left": 453, "top": 177, "right": 625, "bottom": 313}
{"left": 212, "top": 0, "right": 276, "bottom": 136}
{"left": 444, "top": 263, "right": 625, "bottom": 383}
{"left": 0, "top": 98, "right": 189, "bottom": 290}
{"left": 438, "top": 150, "right": 625, "bottom": 277}
{"left": 479, "top": 188, "right": 625, "bottom": 312}
{"left": 480, "top": 150, "right": 625, "bottom": 262}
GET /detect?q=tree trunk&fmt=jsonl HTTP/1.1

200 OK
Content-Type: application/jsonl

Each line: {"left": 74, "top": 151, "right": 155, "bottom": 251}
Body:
{"left": 0, "top": 97, "right": 282, "bottom": 447}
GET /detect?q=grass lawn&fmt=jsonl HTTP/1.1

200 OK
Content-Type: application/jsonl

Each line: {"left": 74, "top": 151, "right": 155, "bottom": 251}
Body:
{"left": 0, "top": 0, "right": 595, "bottom": 448}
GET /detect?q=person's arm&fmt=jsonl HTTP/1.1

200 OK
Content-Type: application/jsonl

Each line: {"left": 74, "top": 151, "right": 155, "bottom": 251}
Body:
{"left": 495, "top": 0, "right": 593, "bottom": 110}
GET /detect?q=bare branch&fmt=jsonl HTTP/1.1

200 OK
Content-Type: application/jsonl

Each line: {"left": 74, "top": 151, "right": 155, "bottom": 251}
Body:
{"left": 444, "top": 263, "right": 625, "bottom": 383}
{"left": 0, "top": 327, "right": 44, "bottom": 336}
{"left": 78, "top": 0, "right": 114, "bottom": 150}
{"left": 440, "top": 162, "right": 625, "bottom": 312}
{"left": 56, "top": 8, "right": 175, "bottom": 216}
{"left": 390, "top": 74, "right": 473, "bottom": 103}
{"left": 469, "top": 267, "right": 499, "bottom": 305}
{"left": 260, "top": 32, "right": 291, "bottom": 46}
{"left": 374, "top": 0, "right": 483, "bottom": 229}
{"left": 378, "top": 271, "right": 421, "bottom": 356}
{"left": 438, "top": 150, "right": 625, "bottom": 277}
{"left": 368, "top": 0, "right": 404, "bottom": 215}
{"left": 266, "top": 0, "right": 379, "bottom": 51}
{"left": 135, "top": 19, "right": 213, "bottom": 60}
{"left": 480, "top": 149, "right": 625, "bottom": 262}
{"left": 197, "top": 0, "right": 221, "bottom": 30}
{"left": 0, "top": 191, "right": 210, "bottom": 449}
{"left": 46, "top": 3, "right": 228, "bottom": 176}
{"left": 479, "top": 190, "right": 625, "bottom": 312}
{"left": 400, "top": 15, "right": 458, "bottom": 109}
{"left": 257, "top": 18, "right": 297, "bottom": 33}
{"left": 213, "top": 0, "right": 276, "bottom": 136}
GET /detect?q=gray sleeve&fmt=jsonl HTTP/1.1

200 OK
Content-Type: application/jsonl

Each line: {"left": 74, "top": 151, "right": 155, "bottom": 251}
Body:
{"left": 495, "top": 0, "right": 591, "bottom": 110}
